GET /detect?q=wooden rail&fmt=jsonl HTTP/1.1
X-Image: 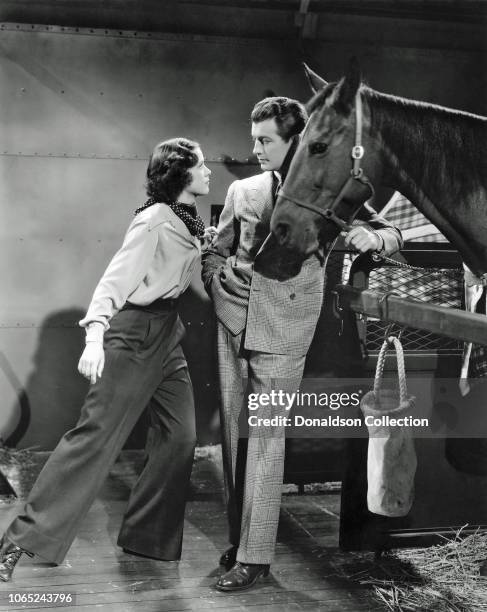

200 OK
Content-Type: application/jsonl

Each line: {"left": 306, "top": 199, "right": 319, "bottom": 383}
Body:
{"left": 333, "top": 283, "right": 487, "bottom": 345}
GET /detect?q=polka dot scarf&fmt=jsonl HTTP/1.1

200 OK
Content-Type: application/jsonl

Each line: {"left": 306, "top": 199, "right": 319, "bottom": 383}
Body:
{"left": 134, "top": 198, "right": 206, "bottom": 238}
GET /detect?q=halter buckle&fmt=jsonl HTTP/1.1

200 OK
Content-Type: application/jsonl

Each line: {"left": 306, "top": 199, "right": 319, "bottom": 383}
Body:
{"left": 351, "top": 166, "right": 364, "bottom": 179}
{"left": 351, "top": 145, "right": 364, "bottom": 160}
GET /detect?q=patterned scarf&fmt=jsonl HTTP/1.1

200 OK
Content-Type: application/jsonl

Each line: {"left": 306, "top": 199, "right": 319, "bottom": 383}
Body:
{"left": 134, "top": 197, "right": 205, "bottom": 238}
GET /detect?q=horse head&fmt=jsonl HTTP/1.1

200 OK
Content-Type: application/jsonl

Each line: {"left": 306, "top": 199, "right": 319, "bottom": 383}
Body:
{"left": 271, "top": 60, "right": 382, "bottom": 257}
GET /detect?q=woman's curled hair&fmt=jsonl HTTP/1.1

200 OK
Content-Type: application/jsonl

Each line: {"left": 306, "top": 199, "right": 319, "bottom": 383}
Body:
{"left": 146, "top": 137, "right": 199, "bottom": 203}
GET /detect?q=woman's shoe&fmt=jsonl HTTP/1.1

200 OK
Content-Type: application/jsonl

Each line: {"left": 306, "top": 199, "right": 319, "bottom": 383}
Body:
{"left": 0, "top": 536, "right": 33, "bottom": 582}
{"left": 215, "top": 561, "right": 270, "bottom": 592}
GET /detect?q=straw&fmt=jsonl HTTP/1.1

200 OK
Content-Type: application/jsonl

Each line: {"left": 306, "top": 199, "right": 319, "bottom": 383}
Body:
{"left": 347, "top": 527, "right": 487, "bottom": 611}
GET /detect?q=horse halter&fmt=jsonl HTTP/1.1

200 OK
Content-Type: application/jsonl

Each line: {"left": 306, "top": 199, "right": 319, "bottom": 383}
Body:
{"left": 278, "top": 90, "right": 375, "bottom": 233}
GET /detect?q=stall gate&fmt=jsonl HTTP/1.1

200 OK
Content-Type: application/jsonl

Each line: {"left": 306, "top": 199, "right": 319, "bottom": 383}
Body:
{"left": 329, "top": 246, "right": 487, "bottom": 550}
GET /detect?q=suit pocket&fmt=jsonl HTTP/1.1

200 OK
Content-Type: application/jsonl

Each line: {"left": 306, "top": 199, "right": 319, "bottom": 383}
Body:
{"left": 287, "top": 288, "right": 322, "bottom": 321}
{"left": 247, "top": 283, "right": 323, "bottom": 355}
{"left": 219, "top": 267, "right": 251, "bottom": 300}
{"left": 258, "top": 282, "right": 323, "bottom": 322}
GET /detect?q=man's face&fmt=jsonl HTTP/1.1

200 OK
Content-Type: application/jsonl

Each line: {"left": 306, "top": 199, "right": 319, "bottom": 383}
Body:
{"left": 251, "top": 118, "right": 292, "bottom": 172}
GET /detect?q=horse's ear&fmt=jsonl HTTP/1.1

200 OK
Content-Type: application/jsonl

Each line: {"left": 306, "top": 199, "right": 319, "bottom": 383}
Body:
{"left": 332, "top": 57, "right": 361, "bottom": 113}
{"left": 303, "top": 63, "right": 328, "bottom": 94}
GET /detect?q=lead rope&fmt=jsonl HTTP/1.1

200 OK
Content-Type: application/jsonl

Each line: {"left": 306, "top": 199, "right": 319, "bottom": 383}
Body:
{"left": 322, "top": 235, "right": 340, "bottom": 277}
{"left": 372, "top": 252, "right": 462, "bottom": 280}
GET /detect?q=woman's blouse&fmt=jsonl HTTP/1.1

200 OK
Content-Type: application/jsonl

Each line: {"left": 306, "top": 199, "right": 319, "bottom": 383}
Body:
{"left": 79, "top": 203, "right": 201, "bottom": 340}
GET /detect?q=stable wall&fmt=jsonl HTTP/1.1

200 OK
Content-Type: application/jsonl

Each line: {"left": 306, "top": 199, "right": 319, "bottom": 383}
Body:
{"left": 0, "top": 14, "right": 485, "bottom": 449}
{"left": 0, "top": 24, "right": 307, "bottom": 449}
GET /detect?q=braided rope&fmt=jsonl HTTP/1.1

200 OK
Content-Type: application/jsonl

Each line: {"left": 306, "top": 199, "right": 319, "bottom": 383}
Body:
{"left": 373, "top": 335, "right": 408, "bottom": 405}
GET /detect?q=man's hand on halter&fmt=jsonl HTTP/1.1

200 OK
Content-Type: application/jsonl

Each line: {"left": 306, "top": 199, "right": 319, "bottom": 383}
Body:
{"left": 344, "top": 226, "right": 383, "bottom": 254}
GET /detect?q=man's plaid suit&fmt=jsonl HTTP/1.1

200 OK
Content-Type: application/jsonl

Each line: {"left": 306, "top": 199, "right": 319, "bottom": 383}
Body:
{"left": 202, "top": 171, "right": 402, "bottom": 564}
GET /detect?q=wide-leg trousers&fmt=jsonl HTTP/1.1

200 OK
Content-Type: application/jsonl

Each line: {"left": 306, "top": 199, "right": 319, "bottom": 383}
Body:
{"left": 217, "top": 322, "right": 305, "bottom": 565}
{"left": 6, "top": 301, "right": 196, "bottom": 564}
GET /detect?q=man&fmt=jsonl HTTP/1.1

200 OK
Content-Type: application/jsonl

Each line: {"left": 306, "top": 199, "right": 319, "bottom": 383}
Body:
{"left": 202, "top": 97, "right": 402, "bottom": 592}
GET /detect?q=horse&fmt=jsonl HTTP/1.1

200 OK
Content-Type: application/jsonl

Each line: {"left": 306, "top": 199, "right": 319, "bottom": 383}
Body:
{"left": 270, "top": 60, "right": 487, "bottom": 280}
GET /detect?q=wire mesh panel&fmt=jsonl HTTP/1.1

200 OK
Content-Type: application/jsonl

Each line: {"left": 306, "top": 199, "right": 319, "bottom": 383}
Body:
{"left": 308, "top": 245, "right": 465, "bottom": 375}
{"left": 363, "top": 258, "right": 464, "bottom": 352}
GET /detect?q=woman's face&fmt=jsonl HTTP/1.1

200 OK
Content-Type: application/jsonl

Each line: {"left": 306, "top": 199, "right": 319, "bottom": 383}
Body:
{"left": 186, "top": 147, "right": 211, "bottom": 197}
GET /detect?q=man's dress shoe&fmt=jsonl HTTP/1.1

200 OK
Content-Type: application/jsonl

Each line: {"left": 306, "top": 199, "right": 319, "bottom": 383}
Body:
{"left": 215, "top": 561, "right": 270, "bottom": 592}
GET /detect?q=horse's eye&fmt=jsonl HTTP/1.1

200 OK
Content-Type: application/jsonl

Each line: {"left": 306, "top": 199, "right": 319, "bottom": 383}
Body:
{"left": 309, "top": 142, "right": 328, "bottom": 155}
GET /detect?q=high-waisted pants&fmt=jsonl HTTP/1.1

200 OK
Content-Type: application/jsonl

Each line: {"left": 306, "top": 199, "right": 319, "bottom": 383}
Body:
{"left": 6, "top": 300, "right": 196, "bottom": 564}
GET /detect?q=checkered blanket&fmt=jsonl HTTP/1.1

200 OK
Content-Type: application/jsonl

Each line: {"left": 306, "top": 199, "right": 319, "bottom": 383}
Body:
{"left": 382, "top": 192, "right": 448, "bottom": 242}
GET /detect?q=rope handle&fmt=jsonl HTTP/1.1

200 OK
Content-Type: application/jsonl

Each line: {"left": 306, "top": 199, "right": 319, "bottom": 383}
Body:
{"left": 373, "top": 335, "right": 408, "bottom": 404}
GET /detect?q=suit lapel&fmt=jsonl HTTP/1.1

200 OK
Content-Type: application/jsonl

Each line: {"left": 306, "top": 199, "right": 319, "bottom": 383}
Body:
{"left": 247, "top": 172, "right": 273, "bottom": 220}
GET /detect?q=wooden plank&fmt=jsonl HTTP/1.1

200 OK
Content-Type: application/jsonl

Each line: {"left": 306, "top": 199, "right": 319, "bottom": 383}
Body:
{"left": 334, "top": 283, "right": 487, "bottom": 345}
{"left": 0, "top": 451, "right": 385, "bottom": 612}
{"left": 0, "top": 588, "right": 377, "bottom": 612}
{"left": 10, "top": 554, "right": 359, "bottom": 585}
{"left": 0, "top": 573, "right": 373, "bottom": 592}
{"left": 0, "top": 572, "right": 369, "bottom": 596}
{"left": 0, "top": 602, "right": 377, "bottom": 612}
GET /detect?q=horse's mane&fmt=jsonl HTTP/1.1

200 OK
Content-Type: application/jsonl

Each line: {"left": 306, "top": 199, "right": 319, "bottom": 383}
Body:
{"left": 308, "top": 83, "right": 487, "bottom": 201}
{"left": 366, "top": 87, "right": 487, "bottom": 200}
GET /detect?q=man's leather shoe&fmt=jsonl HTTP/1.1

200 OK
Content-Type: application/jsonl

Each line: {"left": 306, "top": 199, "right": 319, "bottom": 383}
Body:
{"left": 0, "top": 535, "right": 33, "bottom": 582}
{"left": 219, "top": 546, "right": 237, "bottom": 568}
{"left": 215, "top": 561, "right": 270, "bottom": 592}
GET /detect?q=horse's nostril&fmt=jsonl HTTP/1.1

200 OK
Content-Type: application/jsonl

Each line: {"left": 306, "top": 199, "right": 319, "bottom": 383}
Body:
{"left": 274, "top": 222, "right": 289, "bottom": 245}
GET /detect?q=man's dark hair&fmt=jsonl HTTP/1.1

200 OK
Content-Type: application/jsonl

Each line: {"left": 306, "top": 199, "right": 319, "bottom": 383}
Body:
{"left": 251, "top": 97, "right": 307, "bottom": 141}
{"left": 146, "top": 137, "right": 200, "bottom": 202}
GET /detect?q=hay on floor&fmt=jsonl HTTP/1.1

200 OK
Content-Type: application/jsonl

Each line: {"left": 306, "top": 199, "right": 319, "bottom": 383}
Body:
{"left": 348, "top": 527, "right": 487, "bottom": 611}
{"left": 0, "top": 446, "right": 39, "bottom": 502}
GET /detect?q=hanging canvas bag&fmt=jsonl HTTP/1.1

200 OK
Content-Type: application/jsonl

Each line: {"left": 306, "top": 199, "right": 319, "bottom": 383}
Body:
{"left": 360, "top": 335, "right": 417, "bottom": 517}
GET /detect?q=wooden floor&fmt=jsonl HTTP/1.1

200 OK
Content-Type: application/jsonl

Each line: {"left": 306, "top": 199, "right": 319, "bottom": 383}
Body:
{"left": 0, "top": 450, "right": 384, "bottom": 611}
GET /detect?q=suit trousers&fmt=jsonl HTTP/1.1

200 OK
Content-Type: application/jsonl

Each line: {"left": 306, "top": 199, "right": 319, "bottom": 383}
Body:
{"left": 217, "top": 321, "right": 305, "bottom": 564}
{"left": 6, "top": 301, "right": 196, "bottom": 564}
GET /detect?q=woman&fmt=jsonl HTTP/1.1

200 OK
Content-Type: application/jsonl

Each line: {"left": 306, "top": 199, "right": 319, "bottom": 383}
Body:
{"left": 0, "top": 138, "right": 213, "bottom": 581}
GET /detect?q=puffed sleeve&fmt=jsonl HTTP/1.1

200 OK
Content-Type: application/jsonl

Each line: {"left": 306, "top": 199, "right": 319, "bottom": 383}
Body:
{"left": 79, "top": 216, "right": 158, "bottom": 333}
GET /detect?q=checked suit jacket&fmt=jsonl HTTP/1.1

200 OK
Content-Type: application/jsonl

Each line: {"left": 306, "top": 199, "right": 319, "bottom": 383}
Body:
{"left": 201, "top": 171, "right": 402, "bottom": 357}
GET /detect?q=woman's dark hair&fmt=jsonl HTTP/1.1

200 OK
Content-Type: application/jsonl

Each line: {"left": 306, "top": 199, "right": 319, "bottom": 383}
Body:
{"left": 251, "top": 97, "right": 307, "bottom": 142}
{"left": 146, "top": 137, "right": 200, "bottom": 202}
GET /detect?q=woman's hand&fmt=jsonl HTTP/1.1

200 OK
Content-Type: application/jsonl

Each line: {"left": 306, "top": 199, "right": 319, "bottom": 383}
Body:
{"left": 202, "top": 226, "right": 218, "bottom": 249}
{"left": 78, "top": 342, "right": 105, "bottom": 384}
